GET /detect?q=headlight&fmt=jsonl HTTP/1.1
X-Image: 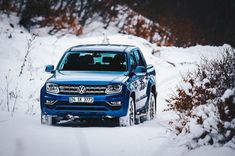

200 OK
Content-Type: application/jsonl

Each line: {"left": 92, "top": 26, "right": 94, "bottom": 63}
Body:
{"left": 105, "top": 84, "right": 123, "bottom": 94}
{"left": 46, "top": 83, "right": 59, "bottom": 94}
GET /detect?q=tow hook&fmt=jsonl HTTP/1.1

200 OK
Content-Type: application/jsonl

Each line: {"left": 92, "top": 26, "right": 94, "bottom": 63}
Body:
{"left": 67, "top": 114, "right": 79, "bottom": 121}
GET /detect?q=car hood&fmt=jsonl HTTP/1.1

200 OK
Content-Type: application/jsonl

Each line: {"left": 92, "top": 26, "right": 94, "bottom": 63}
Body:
{"left": 48, "top": 71, "right": 128, "bottom": 85}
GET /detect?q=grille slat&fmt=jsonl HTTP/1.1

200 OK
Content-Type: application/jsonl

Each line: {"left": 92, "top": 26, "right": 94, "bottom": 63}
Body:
{"left": 58, "top": 85, "right": 106, "bottom": 95}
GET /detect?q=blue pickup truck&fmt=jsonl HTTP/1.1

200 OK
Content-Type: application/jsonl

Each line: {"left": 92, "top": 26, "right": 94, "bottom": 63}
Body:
{"left": 40, "top": 44, "right": 157, "bottom": 126}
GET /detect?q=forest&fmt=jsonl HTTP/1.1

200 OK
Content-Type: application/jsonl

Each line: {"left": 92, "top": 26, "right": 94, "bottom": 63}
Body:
{"left": 1, "top": 0, "right": 235, "bottom": 47}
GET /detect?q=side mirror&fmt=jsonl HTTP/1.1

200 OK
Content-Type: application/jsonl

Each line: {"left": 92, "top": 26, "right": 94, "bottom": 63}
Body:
{"left": 135, "top": 66, "right": 146, "bottom": 76}
{"left": 45, "top": 65, "right": 55, "bottom": 73}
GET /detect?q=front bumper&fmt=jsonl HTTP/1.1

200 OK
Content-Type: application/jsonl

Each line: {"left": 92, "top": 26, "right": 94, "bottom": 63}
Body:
{"left": 40, "top": 90, "right": 129, "bottom": 118}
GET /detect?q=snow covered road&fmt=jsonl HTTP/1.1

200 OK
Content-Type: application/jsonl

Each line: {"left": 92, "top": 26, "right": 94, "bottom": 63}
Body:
{"left": 0, "top": 109, "right": 183, "bottom": 156}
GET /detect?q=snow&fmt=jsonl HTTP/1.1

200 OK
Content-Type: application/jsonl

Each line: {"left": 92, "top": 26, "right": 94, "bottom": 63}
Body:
{"left": 221, "top": 89, "right": 234, "bottom": 102}
{"left": 184, "top": 146, "right": 234, "bottom": 156}
{"left": 0, "top": 14, "right": 234, "bottom": 156}
{"left": 179, "top": 81, "right": 192, "bottom": 95}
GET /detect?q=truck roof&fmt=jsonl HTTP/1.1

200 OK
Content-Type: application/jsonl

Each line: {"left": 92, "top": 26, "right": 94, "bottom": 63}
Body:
{"left": 69, "top": 44, "right": 137, "bottom": 53}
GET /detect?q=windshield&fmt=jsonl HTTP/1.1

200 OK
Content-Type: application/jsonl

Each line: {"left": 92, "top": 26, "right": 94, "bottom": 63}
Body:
{"left": 58, "top": 51, "right": 127, "bottom": 71}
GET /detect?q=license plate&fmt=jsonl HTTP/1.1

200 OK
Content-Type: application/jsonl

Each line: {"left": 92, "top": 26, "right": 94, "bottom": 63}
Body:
{"left": 69, "top": 97, "right": 94, "bottom": 103}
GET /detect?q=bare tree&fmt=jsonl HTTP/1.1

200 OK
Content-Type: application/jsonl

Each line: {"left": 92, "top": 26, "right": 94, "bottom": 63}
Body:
{"left": 19, "top": 34, "right": 37, "bottom": 77}
{"left": 10, "top": 86, "right": 20, "bottom": 116}
{"left": 5, "top": 75, "right": 10, "bottom": 112}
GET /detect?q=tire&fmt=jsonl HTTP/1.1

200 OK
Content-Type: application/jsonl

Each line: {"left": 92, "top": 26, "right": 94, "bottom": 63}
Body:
{"left": 41, "top": 114, "right": 57, "bottom": 125}
{"left": 119, "top": 97, "right": 135, "bottom": 126}
{"left": 146, "top": 92, "right": 156, "bottom": 121}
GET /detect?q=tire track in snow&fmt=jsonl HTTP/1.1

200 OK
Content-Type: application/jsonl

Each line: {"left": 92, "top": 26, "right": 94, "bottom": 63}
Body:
{"left": 73, "top": 128, "right": 91, "bottom": 156}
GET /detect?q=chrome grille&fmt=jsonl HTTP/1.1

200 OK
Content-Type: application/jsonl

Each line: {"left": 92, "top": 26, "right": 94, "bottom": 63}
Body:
{"left": 58, "top": 85, "right": 106, "bottom": 94}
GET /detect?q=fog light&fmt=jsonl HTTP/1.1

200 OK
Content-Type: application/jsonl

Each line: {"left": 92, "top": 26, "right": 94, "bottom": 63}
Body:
{"left": 108, "top": 101, "right": 122, "bottom": 106}
{"left": 45, "top": 100, "right": 57, "bottom": 105}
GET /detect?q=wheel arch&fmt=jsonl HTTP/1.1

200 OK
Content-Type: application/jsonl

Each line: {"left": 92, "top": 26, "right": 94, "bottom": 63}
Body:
{"left": 151, "top": 85, "right": 157, "bottom": 99}
{"left": 129, "top": 91, "right": 136, "bottom": 112}
{"left": 130, "top": 92, "right": 135, "bottom": 101}
{"left": 150, "top": 85, "right": 157, "bottom": 112}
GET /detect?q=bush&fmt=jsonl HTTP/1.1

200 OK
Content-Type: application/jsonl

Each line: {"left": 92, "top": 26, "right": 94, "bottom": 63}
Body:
{"left": 120, "top": 8, "right": 173, "bottom": 46}
{"left": 18, "top": 0, "right": 90, "bottom": 35}
{"left": 165, "top": 45, "right": 235, "bottom": 149}
{"left": 0, "top": 0, "right": 120, "bottom": 35}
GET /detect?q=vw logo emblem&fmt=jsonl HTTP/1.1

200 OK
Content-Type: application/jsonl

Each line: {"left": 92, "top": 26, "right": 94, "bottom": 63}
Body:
{"left": 77, "top": 85, "right": 86, "bottom": 94}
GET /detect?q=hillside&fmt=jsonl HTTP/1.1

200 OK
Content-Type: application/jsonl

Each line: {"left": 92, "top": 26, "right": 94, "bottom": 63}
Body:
{"left": 0, "top": 14, "right": 234, "bottom": 156}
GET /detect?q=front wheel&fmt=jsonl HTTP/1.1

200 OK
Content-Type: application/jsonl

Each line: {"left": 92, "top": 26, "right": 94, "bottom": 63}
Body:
{"left": 146, "top": 92, "right": 156, "bottom": 121}
{"left": 119, "top": 97, "right": 135, "bottom": 126}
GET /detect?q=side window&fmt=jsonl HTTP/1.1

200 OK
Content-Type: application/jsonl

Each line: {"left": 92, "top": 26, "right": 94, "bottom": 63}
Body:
{"left": 133, "top": 49, "right": 146, "bottom": 67}
{"left": 130, "top": 52, "right": 137, "bottom": 69}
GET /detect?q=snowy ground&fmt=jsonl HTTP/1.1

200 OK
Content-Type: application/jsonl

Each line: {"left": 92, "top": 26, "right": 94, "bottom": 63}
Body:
{"left": 0, "top": 14, "right": 234, "bottom": 156}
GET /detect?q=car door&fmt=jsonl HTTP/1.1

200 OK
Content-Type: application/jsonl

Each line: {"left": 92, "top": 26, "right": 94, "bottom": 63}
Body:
{"left": 129, "top": 50, "right": 148, "bottom": 110}
{"left": 133, "top": 49, "right": 148, "bottom": 109}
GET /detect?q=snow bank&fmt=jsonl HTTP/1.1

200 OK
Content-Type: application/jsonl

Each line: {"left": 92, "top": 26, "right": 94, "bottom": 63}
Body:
{"left": 166, "top": 48, "right": 235, "bottom": 149}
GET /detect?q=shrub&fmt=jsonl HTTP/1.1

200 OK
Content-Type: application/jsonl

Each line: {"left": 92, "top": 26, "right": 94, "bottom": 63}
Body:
{"left": 165, "top": 46, "right": 235, "bottom": 149}
{"left": 0, "top": 0, "right": 119, "bottom": 35}
{"left": 120, "top": 9, "right": 173, "bottom": 46}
